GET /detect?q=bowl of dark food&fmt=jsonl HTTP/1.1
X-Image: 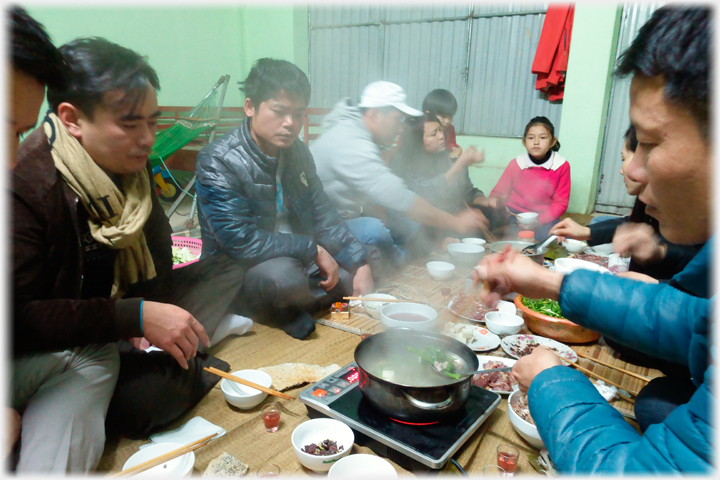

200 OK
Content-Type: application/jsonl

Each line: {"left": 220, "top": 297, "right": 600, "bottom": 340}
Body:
{"left": 508, "top": 390, "right": 545, "bottom": 448}
{"left": 380, "top": 303, "right": 438, "bottom": 332}
{"left": 291, "top": 418, "right": 354, "bottom": 472}
{"left": 514, "top": 295, "right": 601, "bottom": 343}
{"left": 488, "top": 240, "right": 545, "bottom": 264}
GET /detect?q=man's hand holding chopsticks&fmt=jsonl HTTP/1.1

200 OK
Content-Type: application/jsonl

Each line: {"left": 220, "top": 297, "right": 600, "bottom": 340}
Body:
{"left": 472, "top": 248, "right": 564, "bottom": 306}
{"left": 141, "top": 302, "right": 210, "bottom": 369}
{"left": 511, "top": 347, "right": 563, "bottom": 393}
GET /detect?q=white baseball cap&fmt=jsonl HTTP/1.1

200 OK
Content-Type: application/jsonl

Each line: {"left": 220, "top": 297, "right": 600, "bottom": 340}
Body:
{"left": 357, "top": 81, "right": 423, "bottom": 117}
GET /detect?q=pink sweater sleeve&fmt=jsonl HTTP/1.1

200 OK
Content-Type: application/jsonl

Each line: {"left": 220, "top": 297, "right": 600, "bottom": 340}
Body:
{"left": 490, "top": 160, "right": 518, "bottom": 198}
{"left": 538, "top": 161, "right": 571, "bottom": 224}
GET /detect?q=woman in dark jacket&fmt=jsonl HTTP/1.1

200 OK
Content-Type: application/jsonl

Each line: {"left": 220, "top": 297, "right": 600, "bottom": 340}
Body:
{"left": 389, "top": 114, "right": 502, "bottom": 252}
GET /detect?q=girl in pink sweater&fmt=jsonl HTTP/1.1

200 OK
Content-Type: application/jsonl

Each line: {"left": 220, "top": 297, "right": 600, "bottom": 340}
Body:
{"left": 490, "top": 116, "right": 570, "bottom": 236}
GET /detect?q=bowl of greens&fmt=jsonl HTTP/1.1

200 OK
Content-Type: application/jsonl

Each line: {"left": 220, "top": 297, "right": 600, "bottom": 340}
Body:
{"left": 513, "top": 295, "right": 601, "bottom": 343}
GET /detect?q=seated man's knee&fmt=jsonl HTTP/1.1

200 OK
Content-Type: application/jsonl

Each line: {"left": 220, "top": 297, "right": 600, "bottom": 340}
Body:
{"left": 244, "top": 257, "right": 308, "bottom": 301}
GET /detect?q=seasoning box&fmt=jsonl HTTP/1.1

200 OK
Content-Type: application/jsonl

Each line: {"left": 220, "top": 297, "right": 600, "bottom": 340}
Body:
{"left": 331, "top": 302, "right": 350, "bottom": 319}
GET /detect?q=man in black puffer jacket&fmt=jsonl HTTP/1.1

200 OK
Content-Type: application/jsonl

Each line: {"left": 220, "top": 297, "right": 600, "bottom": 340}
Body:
{"left": 195, "top": 58, "right": 373, "bottom": 339}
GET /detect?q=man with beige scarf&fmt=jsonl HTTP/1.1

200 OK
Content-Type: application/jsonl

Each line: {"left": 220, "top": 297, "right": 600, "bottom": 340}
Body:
{"left": 13, "top": 38, "right": 245, "bottom": 472}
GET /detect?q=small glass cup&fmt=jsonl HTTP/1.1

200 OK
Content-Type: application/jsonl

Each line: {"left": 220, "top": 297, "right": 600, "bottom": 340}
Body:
{"left": 256, "top": 463, "right": 280, "bottom": 477}
{"left": 261, "top": 403, "right": 281, "bottom": 433}
{"left": 497, "top": 444, "right": 519, "bottom": 476}
{"left": 483, "top": 465, "right": 507, "bottom": 477}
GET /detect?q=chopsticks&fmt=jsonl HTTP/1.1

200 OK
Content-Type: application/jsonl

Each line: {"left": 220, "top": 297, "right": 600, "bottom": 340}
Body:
{"left": 203, "top": 367, "right": 295, "bottom": 400}
{"left": 108, "top": 433, "right": 216, "bottom": 477}
{"left": 343, "top": 296, "right": 405, "bottom": 303}
{"left": 549, "top": 352, "right": 637, "bottom": 402}
{"left": 575, "top": 352, "right": 653, "bottom": 382}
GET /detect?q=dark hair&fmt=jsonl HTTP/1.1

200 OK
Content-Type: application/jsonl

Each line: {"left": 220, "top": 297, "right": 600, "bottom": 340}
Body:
{"left": 398, "top": 113, "right": 443, "bottom": 156}
{"left": 422, "top": 89, "right": 458, "bottom": 117}
{"left": 47, "top": 37, "right": 159, "bottom": 118}
{"left": 615, "top": 6, "right": 709, "bottom": 138}
{"left": 10, "top": 6, "right": 67, "bottom": 90}
{"left": 240, "top": 58, "right": 310, "bottom": 107}
{"left": 623, "top": 124, "right": 638, "bottom": 152}
{"left": 523, "top": 116, "right": 560, "bottom": 152}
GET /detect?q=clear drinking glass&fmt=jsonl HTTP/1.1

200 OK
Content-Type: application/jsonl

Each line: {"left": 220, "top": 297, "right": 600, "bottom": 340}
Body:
{"left": 483, "top": 465, "right": 507, "bottom": 477}
{"left": 256, "top": 463, "right": 280, "bottom": 477}
{"left": 261, "top": 403, "right": 281, "bottom": 433}
{"left": 497, "top": 444, "right": 520, "bottom": 476}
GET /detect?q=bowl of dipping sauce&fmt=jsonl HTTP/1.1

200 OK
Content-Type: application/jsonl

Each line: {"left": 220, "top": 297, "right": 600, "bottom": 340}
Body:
{"left": 380, "top": 303, "right": 437, "bottom": 332}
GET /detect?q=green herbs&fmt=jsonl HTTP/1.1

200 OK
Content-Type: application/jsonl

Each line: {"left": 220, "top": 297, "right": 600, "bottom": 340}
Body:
{"left": 407, "top": 346, "right": 462, "bottom": 380}
{"left": 172, "top": 246, "right": 198, "bottom": 265}
{"left": 521, "top": 297, "right": 566, "bottom": 319}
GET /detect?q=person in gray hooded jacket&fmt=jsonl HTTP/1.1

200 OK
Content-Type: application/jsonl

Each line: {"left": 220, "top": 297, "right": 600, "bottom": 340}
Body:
{"left": 311, "top": 82, "right": 488, "bottom": 270}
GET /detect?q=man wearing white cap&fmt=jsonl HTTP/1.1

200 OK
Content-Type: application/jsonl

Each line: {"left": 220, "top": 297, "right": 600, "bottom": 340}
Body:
{"left": 312, "top": 81, "right": 488, "bottom": 271}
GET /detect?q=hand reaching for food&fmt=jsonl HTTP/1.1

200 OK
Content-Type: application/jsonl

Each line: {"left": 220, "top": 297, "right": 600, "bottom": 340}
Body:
{"left": 612, "top": 223, "right": 666, "bottom": 264}
{"left": 511, "top": 347, "right": 563, "bottom": 393}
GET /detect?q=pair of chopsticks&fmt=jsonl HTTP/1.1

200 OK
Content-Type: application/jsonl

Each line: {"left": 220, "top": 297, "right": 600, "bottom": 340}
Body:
{"left": 343, "top": 296, "right": 404, "bottom": 303}
{"left": 575, "top": 351, "right": 653, "bottom": 382}
{"left": 203, "top": 366, "right": 295, "bottom": 400}
{"left": 548, "top": 351, "right": 637, "bottom": 403}
{"left": 109, "top": 433, "right": 216, "bottom": 477}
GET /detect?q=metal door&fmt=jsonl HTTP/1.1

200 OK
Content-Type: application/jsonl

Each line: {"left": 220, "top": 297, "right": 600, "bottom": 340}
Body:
{"left": 594, "top": 3, "right": 664, "bottom": 215}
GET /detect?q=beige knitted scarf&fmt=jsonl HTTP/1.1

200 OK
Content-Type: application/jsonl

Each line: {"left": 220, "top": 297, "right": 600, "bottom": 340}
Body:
{"left": 44, "top": 113, "right": 156, "bottom": 298}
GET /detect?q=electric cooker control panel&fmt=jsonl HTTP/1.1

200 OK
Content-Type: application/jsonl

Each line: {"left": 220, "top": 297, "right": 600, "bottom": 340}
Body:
{"left": 300, "top": 362, "right": 360, "bottom": 406}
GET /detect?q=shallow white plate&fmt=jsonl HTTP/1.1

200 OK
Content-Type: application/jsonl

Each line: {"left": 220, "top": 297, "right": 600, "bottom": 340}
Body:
{"left": 501, "top": 334, "right": 578, "bottom": 364}
{"left": 440, "top": 324, "right": 501, "bottom": 352}
{"left": 122, "top": 442, "right": 194, "bottom": 477}
{"left": 474, "top": 355, "right": 518, "bottom": 395}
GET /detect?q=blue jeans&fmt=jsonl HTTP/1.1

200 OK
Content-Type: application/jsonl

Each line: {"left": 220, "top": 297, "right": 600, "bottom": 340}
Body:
{"left": 345, "top": 212, "right": 419, "bottom": 267}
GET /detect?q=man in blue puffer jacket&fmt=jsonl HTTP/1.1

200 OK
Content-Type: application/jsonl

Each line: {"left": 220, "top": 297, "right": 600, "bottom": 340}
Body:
{"left": 473, "top": 6, "right": 713, "bottom": 474}
{"left": 195, "top": 59, "right": 374, "bottom": 339}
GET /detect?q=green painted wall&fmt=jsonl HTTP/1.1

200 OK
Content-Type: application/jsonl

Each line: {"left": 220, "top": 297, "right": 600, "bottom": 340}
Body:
{"left": 27, "top": 4, "right": 619, "bottom": 214}
{"left": 461, "top": 4, "right": 622, "bottom": 214}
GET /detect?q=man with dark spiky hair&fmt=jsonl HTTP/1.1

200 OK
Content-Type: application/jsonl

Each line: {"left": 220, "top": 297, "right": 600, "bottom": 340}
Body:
{"left": 473, "top": 6, "right": 712, "bottom": 474}
{"left": 196, "top": 58, "right": 373, "bottom": 340}
{"left": 12, "top": 37, "right": 245, "bottom": 470}
{"left": 9, "top": 6, "right": 66, "bottom": 167}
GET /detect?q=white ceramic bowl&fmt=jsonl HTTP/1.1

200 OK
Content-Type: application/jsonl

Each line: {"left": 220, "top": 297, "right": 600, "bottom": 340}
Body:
{"left": 554, "top": 257, "right": 611, "bottom": 276}
{"left": 495, "top": 300, "right": 517, "bottom": 315}
{"left": 426, "top": 261, "right": 456, "bottom": 281}
{"left": 291, "top": 418, "right": 354, "bottom": 472}
{"left": 563, "top": 238, "right": 588, "bottom": 253}
{"left": 361, "top": 293, "right": 398, "bottom": 320}
{"left": 380, "top": 303, "right": 438, "bottom": 332}
{"left": 508, "top": 390, "right": 545, "bottom": 449}
{"left": 221, "top": 369, "right": 272, "bottom": 409}
{"left": 447, "top": 243, "right": 485, "bottom": 266}
{"left": 328, "top": 454, "right": 398, "bottom": 478}
{"left": 516, "top": 212, "right": 539, "bottom": 227}
{"left": 462, "top": 237, "right": 487, "bottom": 246}
{"left": 484, "top": 312, "right": 524, "bottom": 336}
{"left": 122, "top": 442, "right": 195, "bottom": 477}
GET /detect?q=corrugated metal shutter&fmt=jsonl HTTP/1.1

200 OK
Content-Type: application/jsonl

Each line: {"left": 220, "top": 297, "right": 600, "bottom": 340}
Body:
{"left": 307, "top": 4, "right": 562, "bottom": 137}
{"left": 594, "top": 3, "right": 664, "bottom": 215}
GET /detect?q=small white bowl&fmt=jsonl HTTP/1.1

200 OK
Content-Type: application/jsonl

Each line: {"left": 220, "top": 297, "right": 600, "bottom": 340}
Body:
{"left": 563, "top": 238, "right": 588, "bottom": 253}
{"left": 508, "top": 390, "right": 545, "bottom": 449}
{"left": 462, "top": 237, "right": 487, "bottom": 246}
{"left": 484, "top": 311, "right": 524, "bottom": 336}
{"left": 584, "top": 243, "right": 613, "bottom": 256}
{"left": 361, "top": 293, "right": 397, "bottom": 320}
{"left": 221, "top": 369, "right": 272, "bottom": 409}
{"left": 380, "top": 303, "right": 438, "bottom": 332}
{"left": 426, "top": 261, "right": 455, "bottom": 281}
{"left": 328, "top": 454, "right": 398, "bottom": 478}
{"left": 447, "top": 243, "right": 485, "bottom": 266}
{"left": 516, "top": 212, "right": 539, "bottom": 227}
{"left": 554, "top": 257, "right": 610, "bottom": 276}
{"left": 291, "top": 418, "right": 354, "bottom": 472}
{"left": 122, "top": 442, "right": 195, "bottom": 477}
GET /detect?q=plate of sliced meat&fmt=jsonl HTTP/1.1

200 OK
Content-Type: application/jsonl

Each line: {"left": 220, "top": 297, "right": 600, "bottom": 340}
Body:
{"left": 569, "top": 252, "right": 610, "bottom": 268}
{"left": 501, "top": 334, "right": 578, "bottom": 364}
{"left": 448, "top": 293, "right": 507, "bottom": 322}
{"left": 472, "top": 356, "right": 518, "bottom": 395}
